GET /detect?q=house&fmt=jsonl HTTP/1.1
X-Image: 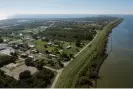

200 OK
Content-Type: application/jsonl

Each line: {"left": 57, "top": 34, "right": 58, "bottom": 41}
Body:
{"left": 66, "top": 45, "right": 71, "bottom": 49}
{"left": 28, "top": 55, "right": 34, "bottom": 59}
{"left": 49, "top": 54, "right": 56, "bottom": 58}
{"left": 28, "top": 44, "right": 35, "bottom": 48}
{"left": 20, "top": 53, "right": 28, "bottom": 58}
{"left": 54, "top": 45, "right": 58, "bottom": 47}
{"left": 48, "top": 42, "right": 52, "bottom": 45}
{"left": 41, "top": 37, "right": 46, "bottom": 41}
{"left": 0, "top": 44, "right": 15, "bottom": 55}
{"left": 34, "top": 58, "right": 38, "bottom": 61}
{"left": 31, "top": 49, "right": 38, "bottom": 53}
{"left": 19, "top": 33, "right": 23, "bottom": 36}
{"left": 0, "top": 44, "right": 6, "bottom": 50}
{"left": 59, "top": 50, "right": 63, "bottom": 53}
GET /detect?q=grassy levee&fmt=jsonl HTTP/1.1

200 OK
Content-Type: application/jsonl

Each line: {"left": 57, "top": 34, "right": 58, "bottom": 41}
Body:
{"left": 55, "top": 19, "right": 123, "bottom": 88}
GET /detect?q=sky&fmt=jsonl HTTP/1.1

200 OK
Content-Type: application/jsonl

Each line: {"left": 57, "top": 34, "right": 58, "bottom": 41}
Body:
{"left": 0, "top": 0, "right": 133, "bottom": 20}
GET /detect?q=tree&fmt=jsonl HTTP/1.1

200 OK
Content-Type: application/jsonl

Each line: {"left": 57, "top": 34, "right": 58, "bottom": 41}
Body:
{"left": 25, "top": 58, "right": 34, "bottom": 66}
{"left": 36, "top": 60, "right": 45, "bottom": 70}
{"left": 10, "top": 51, "right": 18, "bottom": 60}
{"left": 0, "top": 55, "right": 16, "bottom": 67}
{"left": 48, "top": 60, "right": 55, "bottom": 66}
{"left": 89, "top": 71, "right": 99, "bottom": 80}
{"left": 75, "top": 39, "right": 81, "bottom": 47}
{"left": 58, "top": 61, "right": 64, "bottom": 68}
{"left": 19, "top": 70, "right": 31, "bottom": 79}
{"left": 45, "top": 50, "right": 49, "bottom": 54}
{"left": 0, "top": 38, "right": 3, "bottom": 43}
{"left": 69, "top": 53, "right": 74, "bottom": 58}
{"left": 44, "top": 45, "right": 48, "bottom": 48}
{"left": 78, "top": 76, "right": 93, "bottom": 87}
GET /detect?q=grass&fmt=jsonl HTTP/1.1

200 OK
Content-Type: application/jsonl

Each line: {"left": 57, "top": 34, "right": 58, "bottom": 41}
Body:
{"left": 35, "top": 40, "right": 47, "bottom": 52}
{"left": 35, "top": 39, "right": 81, "bottom": 55}
{"left": 35, "top": 40, "right": 59, "bottom": 52}
{"left": 54, "top": 19, "right": 123, "bottom": 88}
{"left": 63, "top": 42, "right": 79, "bottom": 55}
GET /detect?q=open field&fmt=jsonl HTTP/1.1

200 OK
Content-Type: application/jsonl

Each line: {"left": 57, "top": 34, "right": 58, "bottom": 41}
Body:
{"left": 1, "top": 64, "right": 38, "bottom": 80}
{"left": 54, "top": 19, "right": 123, "bottom": 88}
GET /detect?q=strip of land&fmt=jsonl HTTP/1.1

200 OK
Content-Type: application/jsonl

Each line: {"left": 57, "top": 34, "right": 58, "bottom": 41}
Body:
{"left": 51, "top": 32, "right": 99, "bottom": 88}
{"left": 54, "top": 19, "right": 123, "bottom": 88}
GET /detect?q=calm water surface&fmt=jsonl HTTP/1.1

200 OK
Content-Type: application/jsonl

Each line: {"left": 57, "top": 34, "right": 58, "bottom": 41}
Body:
{"left": 97, "top": 16, "right": 133, "bottom": 88}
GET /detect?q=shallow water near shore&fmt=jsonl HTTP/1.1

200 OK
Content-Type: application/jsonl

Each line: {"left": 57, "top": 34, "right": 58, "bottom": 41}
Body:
{"left": 97, "top": 16, "right": 133, "bottom": 88}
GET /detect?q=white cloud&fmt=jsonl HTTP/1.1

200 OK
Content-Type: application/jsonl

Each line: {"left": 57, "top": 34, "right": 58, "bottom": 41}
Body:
{"left": 0, "top": 12, "right": 8, "bottom": 20}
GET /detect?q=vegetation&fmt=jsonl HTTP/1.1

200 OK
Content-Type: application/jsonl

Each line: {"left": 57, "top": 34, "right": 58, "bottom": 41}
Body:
{"left": 0, "top": 68, "right": 55, "bottom": 88}
{"left": 0, "top": 37, "right": 3, "bottom": 43}
{"left": 0, "top": 16, "right": 122, "bottom": 88}
{"left": 37, "top": 27, "right": 96, "bottom": 42}
{"left": 18, "top": 68, "right": 55, "bottom": 88}
{"left": 19, "top": 70, "right": 31, "bottom": 79}
{"left": 0, "top": 55, "right": 17, "bottom": 67}
{"left": 55, "top": 19, "right": 123, "bottom": 88}
{"left": 75, "top": 39, "right": 81, "bottom": 47}
{"left": 0, "top": 70, "right": 18, "bottom": 88}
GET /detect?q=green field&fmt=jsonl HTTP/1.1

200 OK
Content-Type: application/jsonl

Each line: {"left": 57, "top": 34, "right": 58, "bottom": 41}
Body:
{"left": 55, "top": 19, "right": 123, "bottom": 88}
{"left": 35, "top": 39, "right": 83, "bottom": 56}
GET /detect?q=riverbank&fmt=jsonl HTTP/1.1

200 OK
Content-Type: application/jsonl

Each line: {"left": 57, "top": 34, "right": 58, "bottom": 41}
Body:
{"left": 55, "top": 19, "right": 123, "bottom": 88}
{"left": 97, "top": 16, "right": 133, "bottom": 88}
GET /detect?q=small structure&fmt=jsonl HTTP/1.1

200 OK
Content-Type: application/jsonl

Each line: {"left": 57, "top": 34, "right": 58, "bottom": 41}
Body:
{"left": 31, "top": 49, "right": 38, "bottom": 53}
{"left": 20, "top": 53, "right": 28, "bottom": 58}
{"left": 49, "top": 54, "right": 56, "bottom": 58}
{"left": 19, "top": 33, "right": 23, "bottom": 36}
{"left": 41, "top": 37, "right": 46, "bottom": 41}
{"left": 48, "top": 42, "right": 52, "bottom": 45}
{"left": 28, "top": 55, "right": 34, "bottom": 59}
{"left": 34, "top": 58, "right": 38, "bottom": 61}
{"left": 54, "top": 45, "right": 58, "bottom": 47}
{"left": 59, "top": 50, "right": 63, "bottom": 53}
{"left": 0, "top": 44, "right": 15, "bottom": 55}
{"left": 28, "top": 44, "right": 35, "bottom": 48}
{"left": 0, "top": 44, "right": 6, "bottom": 50}
{"left": 66, "top": 45, "right": 71, "bottom": 49}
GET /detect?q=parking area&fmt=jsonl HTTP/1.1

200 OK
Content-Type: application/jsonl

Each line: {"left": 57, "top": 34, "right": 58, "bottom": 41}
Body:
{"left": 1, "top": 63, "right": 38, "bottom": 80}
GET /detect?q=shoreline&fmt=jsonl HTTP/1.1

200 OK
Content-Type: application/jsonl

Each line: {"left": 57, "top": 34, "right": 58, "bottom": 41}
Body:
{"left": 54, "top": 18, "right": 123, "bottom": 88}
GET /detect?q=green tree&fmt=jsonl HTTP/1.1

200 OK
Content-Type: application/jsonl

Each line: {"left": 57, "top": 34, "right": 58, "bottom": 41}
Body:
{"left": 75, "top": 39, "right": 81, "bottom": 47}
{"left": 19, "top": 70, "right": 31, "bottom": 79}
{"left": 0, "top": 37, "right": 3, "bottom": 43}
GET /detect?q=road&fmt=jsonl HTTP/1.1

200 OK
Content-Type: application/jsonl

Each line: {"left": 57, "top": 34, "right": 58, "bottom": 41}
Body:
{"left": 50, "top": 33, "right": 99, "bottom": 88}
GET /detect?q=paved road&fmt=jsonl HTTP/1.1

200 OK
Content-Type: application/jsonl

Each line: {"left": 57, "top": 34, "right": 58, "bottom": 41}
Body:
{"left": 51, "top": 33, "right": 99, "bottom": 88}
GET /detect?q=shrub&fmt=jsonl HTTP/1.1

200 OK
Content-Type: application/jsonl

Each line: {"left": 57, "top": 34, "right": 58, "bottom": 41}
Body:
{"left": 19, "top": 70, "right": 31, "bottom": 79}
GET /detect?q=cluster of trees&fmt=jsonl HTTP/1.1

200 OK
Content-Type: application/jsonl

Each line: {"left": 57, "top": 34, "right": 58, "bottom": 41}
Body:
{"left": 75, "top": 39, "right": 81, "bottom": 47}
{"left": 0, "top": 37, "right": 3, "bottom": 43}
{"left": 60, "top": 52, "right": 72, "bottom": 61}
{"left": 0, "top": 70, "right": 18, "bottom": 88}
{"left": 25, "top": 58, "right": 45, "bottom": 70}
{"left": 0, "top": 68, "right": 55, "bottom": 88}
{"left": 77, "top": 76, "right": 93, "bottom": 88}
{"left": 0, "top": 55, "right": 17, "bottom": 67}
{"left": 37, "top": 26, "right": 96, "bottom": 42}
{"left": 75, "top": 30, "right": 110, "bottom": 88}
{"left": 19, "top": 68, "right": 54, "bottom": 88}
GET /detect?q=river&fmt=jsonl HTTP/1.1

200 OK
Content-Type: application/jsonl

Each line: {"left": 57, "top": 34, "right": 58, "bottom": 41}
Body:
{"left": 97, "top": 16, "right": 133, "bottom": 88}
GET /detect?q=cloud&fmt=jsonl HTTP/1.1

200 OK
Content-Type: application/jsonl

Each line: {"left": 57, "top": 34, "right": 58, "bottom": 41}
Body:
{"left": 0, "top": 12, "right": 8, "bottom": 20}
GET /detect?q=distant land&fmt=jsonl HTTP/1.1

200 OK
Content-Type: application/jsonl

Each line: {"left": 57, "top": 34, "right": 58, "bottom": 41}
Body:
{"left": 8, "top": 14, "right": 132, "bottom": 19}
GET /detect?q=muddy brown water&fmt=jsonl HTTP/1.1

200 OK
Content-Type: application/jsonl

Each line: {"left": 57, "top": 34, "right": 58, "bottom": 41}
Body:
{"left": 97, "top": 16, "right": 133, "bottom": 88}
